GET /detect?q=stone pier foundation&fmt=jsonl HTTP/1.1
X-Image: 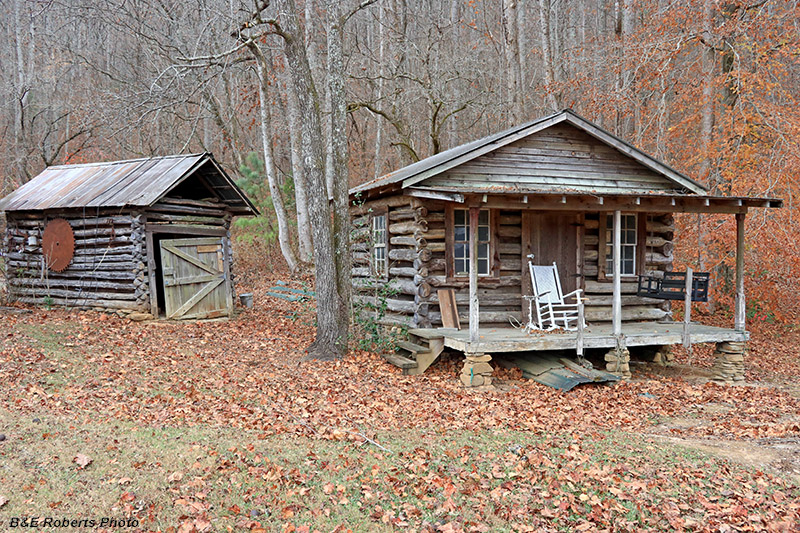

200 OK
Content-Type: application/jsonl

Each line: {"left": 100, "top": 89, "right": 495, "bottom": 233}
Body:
{"left": 461, "top": 353, "right": 493, "bottom": 387}
{"left": 652, "top": 346, "right": 674, "bottom": 366}
{"left": 711, "top": 341, "right": 746, "bottom": 383}
{"left": 605, "top": 348, "right": 632, "bottom": 379}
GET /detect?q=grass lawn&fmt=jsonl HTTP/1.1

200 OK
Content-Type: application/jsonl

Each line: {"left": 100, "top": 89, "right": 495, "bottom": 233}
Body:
{"left": 2, "top": 411, "right": 796, "bottom": 532}
{"left": 1, "top": 286, "right": 799, "bottom": 532}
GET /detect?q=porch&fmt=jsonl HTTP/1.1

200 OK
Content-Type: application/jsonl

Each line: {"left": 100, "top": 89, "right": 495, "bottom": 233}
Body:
{"left": 410, "top": 322, "right": 747, "bottom": 354}
{"left": 395, "top": 321, "right": 748, "bottom": 385}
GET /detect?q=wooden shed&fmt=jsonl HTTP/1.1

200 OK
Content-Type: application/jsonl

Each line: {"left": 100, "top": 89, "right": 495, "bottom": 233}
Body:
{"left": 350, "top": 110, "right": 782, "bottom": 383}
{"left": 0, "top": 153, "right": 258, "bottom": 320}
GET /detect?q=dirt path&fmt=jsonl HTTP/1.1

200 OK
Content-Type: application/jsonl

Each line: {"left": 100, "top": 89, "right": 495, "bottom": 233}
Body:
{"left": 632, "top": 362, "right": 800, "bottom": 484}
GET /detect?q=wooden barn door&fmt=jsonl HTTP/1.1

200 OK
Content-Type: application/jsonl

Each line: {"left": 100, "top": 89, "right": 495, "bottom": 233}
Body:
{"left": 159, "top": 237, "right": 232, "bottom": 319}
{"left": 522, "top": 213, "right": 582, "bottom": 320}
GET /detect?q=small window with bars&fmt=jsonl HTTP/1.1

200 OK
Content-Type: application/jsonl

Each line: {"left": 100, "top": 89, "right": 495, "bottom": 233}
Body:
{"left": 372, "top": 214, "right": 387, "bottom": 277}
{"left": 605, "top": 213, "right": 637, "bottom": 276}
{"left": 453, "top": 209, "right": 490, "bottom": 276}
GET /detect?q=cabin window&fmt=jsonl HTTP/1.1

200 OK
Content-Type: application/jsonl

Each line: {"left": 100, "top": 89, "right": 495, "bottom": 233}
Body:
{"left": 604, "top": 213, "right": 637, "bottom": 276}
{"left": 372, "top": 213, "right": 387, "bottom": 277}
{"left": 453, "top": 209, "right": 490, "bottom": 276}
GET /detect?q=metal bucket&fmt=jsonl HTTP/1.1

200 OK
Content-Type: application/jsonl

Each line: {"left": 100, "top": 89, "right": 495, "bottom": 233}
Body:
{"left": 239, "top": 293, "right": 254, "bottom": 308}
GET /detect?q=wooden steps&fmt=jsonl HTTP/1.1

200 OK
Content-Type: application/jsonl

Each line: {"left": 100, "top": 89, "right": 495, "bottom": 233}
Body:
{"left": 382, "top": 332, "right": 446, "bottom": 375}
{"left": 381, "top": 352, "right": 417, "bottom": 371}
{"left": 398, "top": 340, "right": 429, "bottom": 354}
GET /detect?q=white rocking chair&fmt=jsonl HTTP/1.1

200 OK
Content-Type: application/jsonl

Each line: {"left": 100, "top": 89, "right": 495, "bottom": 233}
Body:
{"left": 524, "top": 256, "right": 585, "bottom": 331}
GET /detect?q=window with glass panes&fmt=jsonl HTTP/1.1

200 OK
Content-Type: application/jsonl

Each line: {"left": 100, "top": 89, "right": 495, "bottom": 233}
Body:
{"left": 453, "top": 209, "right": 490, "bottom": 276}
{"left": 372, "top": 214, "right": 387, "bottom": 277}
{"left": 605, "top": 214, "right": 637, "bottom": 276}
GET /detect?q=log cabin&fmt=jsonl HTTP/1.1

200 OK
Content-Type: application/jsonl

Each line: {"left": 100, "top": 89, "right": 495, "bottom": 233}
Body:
{"left": 0, "top": 153, "right": 257, "bottom": 320}
{"left": 349, "top": 110, "right": 782, "bottom": 384}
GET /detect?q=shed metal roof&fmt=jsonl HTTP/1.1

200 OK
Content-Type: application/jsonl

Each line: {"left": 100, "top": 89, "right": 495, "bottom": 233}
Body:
{"left": 0, "top": 153, "right": 258, "bottom": 215}
{"left": 351, "top": 109, "right": 708, "bottom": 196}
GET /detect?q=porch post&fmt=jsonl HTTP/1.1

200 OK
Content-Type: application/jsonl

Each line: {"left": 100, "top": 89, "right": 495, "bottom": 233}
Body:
{"left": 683, "top": 268, "right": 693, "bottom": 349}
{"left": 469, "top": 207, "right": 480, "bottom": 342}
{"left": 735, "top": 212, "right": 746, "bottom": 331}
{"left": 612, "top": 210, "right": 622, "bottom": 337}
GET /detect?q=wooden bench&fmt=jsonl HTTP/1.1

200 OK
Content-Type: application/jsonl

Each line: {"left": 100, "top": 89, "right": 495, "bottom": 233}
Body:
{"left": 637, "top": 271, "right": 710, "bottom": 302}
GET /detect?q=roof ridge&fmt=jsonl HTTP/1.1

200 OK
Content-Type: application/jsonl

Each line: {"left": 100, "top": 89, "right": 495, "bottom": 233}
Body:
{"left": 45, "top": 153, "right": 207, "bottom": 170}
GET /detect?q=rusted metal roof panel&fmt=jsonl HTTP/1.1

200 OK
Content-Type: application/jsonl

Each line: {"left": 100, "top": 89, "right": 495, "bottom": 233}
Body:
{"left": 0, "top": 153, "right": 257, "bottom": 215}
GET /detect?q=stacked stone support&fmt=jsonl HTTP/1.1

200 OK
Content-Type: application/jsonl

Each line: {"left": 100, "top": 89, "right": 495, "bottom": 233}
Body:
{"left": 461, "top": 354, "right": 493, "bottom": 387}
{"left": 711, "top": 341, "right": 746, "bottom": 383}
{"left": 651, "top": 346, "right": 674, "bottom": 366}
{"left": 605, "top": 348, "right": 632, "bottom": 379}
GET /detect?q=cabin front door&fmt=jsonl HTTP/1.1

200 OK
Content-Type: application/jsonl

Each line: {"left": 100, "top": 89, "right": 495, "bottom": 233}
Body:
{"left": 159, "top": 237, "right": 232, "bottom": 320}
{"left": 522, "top": 213, "right": 582, "bottom": 319}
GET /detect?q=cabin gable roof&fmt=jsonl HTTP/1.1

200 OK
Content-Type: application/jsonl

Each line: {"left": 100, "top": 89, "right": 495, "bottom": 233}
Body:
{"left": 351, "top": 109, "right": 707, "bottom": 197}
{"left": 0, "top": 153, "right": 258, "bottom": 215}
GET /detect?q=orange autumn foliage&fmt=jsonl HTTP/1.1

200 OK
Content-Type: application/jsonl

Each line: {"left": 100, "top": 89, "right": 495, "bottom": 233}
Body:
{"left": 549, "top": 0, "right": 800, "bottom": 323}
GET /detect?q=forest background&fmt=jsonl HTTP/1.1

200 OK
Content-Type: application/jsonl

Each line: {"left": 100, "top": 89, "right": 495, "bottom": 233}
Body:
{"left": 1, "top": 0, "right": 798, "bottom": 326}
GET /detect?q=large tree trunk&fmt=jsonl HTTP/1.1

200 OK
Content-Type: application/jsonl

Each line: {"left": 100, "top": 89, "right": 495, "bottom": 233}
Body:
{"left": 698, "top": 0, "right": 716, "bottom": 279}
{"left": 251, "top": 42, "right": 298, "bottom": 273}
{"left": 699, "top": 0, "right": 716, "bottom": 186}
{"left": 326, "top": 0, "right": 352, "bottom": 350}
{"left": 278, "top": 0, "right": 348, "bottom": 359}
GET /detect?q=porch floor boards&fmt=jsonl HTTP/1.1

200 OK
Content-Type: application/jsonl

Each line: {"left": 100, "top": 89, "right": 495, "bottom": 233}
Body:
{"left": 408, "top": 322, "right": 748, "bottom": 354}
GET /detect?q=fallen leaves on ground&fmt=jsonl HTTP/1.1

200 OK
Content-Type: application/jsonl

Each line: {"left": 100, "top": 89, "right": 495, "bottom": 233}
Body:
{"left": 1, "top": 277, "right": 799, "bottom": 531}
{"left": 73, "top": 453, "right": 92, "bottom": 469}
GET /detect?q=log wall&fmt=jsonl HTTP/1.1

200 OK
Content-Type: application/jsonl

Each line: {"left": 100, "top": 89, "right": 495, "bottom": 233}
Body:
{"left": 425, "top": 207, "right": 524, "bottom": 326}
{"left": 581, "top": 212, "right": 674, "bottom": 323}
{"left": 350, "top": 194, "right": 676, "bottom": 329}
{"left": 351, "top": 195, "right": 426, "bottom": 328}
{"left": 2, "top": 197, "right": 237, "bottom": 315}
{"left": 3, "top": 209, "right": 149, "bottom": 312}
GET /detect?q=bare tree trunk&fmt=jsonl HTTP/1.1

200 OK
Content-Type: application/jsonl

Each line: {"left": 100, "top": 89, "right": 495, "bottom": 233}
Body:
{"left": 699, "top": 0, "right": 716, "bottom": 311}
{"left": 700, "top": 0, "right": 716, "bottom": 186}
{"left": 281, "top": 63, "right": 314, "bottom": 262}
{"left": 503, "top": 0, "right": 523, "bottom": 124}
{"left": 305, "top": 0, "right": 318, "bottom": 80}
{"left": 251, "top": 43, "right": 298, "bottom": 273}
{"left": 444, "top": 0, "right": 461, "bottom": 146}
{"left": 13, "top": 0, "right": 30, "bottom": 179}
{"left": 326, "top": 0, "right": 352, "bottom": 351}
{"left": 538, "top": 0, "right": 559, "bottom": 111}
{"left": 373, "top": 0, "right": 386, "bottom": 178}
{"left": 614, "top": 0, "right": 634, "bottom": 137}
{"left": 277, "top": 0, "right": 348, "bottom": 359}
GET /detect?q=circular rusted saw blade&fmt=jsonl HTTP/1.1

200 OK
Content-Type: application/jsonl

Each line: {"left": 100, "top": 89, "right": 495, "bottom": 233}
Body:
{"left": 42, "top": 218, "right": 75, "bottom": 272}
